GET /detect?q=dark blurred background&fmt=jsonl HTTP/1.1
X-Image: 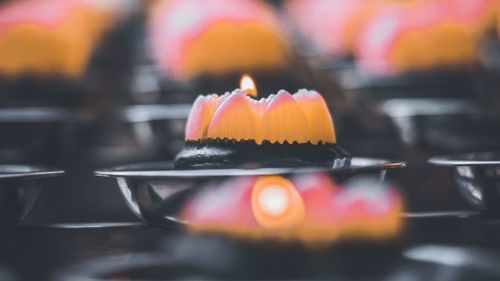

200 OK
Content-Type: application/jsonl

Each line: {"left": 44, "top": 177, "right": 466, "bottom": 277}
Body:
{"left": 0, "top": 0, "right": 498, "bottom": 225}
{"left": 2, "top": 1, "right": 500, "bottom": 281}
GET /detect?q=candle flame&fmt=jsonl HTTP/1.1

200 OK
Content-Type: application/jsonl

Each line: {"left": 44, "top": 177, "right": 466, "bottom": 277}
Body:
{"left": 240, "top": 74, "right": 257, "bottom": 98}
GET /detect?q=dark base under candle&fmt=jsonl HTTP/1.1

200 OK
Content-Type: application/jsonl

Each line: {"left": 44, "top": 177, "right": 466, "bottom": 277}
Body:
{"left": 174, "top": 139, "right": 351, "bottom": 169}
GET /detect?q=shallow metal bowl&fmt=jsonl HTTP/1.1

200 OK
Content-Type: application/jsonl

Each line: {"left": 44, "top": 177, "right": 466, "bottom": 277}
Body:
{"left": 429, "top": 152, "right": 500, "bottom": 213}
{"left": 0, "top": 105, "right": 190, "bottom": 223}
{"left": 95, "top": 158, "right": 405, "bottom": 227}
{"left": 328, "top": 62, "right": 485, "bottom": 103}
{"left": 0, "top": 107, "right": 85, "bottom": 164}
{"left": 0, "top": 165, "right": 64, "bottom": 225}
{"left": 0, "top": 104, "right": 191, "bottom": 165}
{"left": 84, "top": 104, "right": 191, "bottom": 164}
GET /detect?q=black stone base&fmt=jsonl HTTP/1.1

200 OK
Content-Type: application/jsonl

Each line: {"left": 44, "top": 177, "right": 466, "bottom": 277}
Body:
{"left": 174, "top": 139, "right": 351, "bottom": 169}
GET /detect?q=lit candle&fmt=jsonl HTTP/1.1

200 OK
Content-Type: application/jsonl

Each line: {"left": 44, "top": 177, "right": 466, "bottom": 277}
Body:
{"left": 185, "top": 75, "right": 337, "bottom": 144}
{"left": 240, "top": 74, "right": 257, "bottom": 98}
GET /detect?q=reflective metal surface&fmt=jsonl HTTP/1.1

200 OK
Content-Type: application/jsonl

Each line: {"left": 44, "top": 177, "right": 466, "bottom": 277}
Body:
{"left": 95, "top": 159, "right": 405, "bottom": 226}
{"left": 0, "top": 105, "right": 191, "bottom": 165}
{"left": 55, "top": 233, "right": 400, "bottom": 280}
{"left": 0, "top": 107, "right": 87, "bottom": 165}
{"left": 398, "top": 244, "right": 500, "bottom": 281}
{"left": 382, "top": 98, "right": 479, "bottom": 146}
{"left": 0, "top": 107, "right": 86, "bottom": 123}
{"left": 329, "top": 62, "right": 485, "bottom": 103}
{"left": 83, "top": 104, "right": 190, "bottom": 164}
{"left": 19, "top": 104, "right": 190, "bottom": 224}
{"left": 96, "top": 158, "right": 406, "bottom": 178}
{"left": 0, "top": 211, "right": 497, "bottom": 281}
{"left": 55, "top": 240, "right": 500, "bottom": 281}
{"left": 158, "top": 233, "right": 402, "bottom": 280}
{"left": 0, "top": 165, "right": 64, "bottom": 225}
{"left": 114, "top": 104, "right": 191, "bottom": 122}
{"left": 430, "top": 152, "right": 500, "bottom": 213}
{"left": 378, "top": 98, "right": 500, "bottom": 152}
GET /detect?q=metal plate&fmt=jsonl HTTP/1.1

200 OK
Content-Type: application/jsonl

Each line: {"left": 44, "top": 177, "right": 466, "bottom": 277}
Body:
{"left": 0, "top": 165, "right": 64, "bottom": 181}
{"left": 95, "top": 158, "right": 406, "bottom": 179}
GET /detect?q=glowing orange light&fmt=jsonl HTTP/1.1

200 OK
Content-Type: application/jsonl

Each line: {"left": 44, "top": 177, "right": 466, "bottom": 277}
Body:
{"left": 251, "top": 176, "right": 305, "bottom": 230}
{"left": 240, "top": 74, "right": 257, "bottom": 98}
{"left": 182, "top": 173, "right": 404, "bottom": 244}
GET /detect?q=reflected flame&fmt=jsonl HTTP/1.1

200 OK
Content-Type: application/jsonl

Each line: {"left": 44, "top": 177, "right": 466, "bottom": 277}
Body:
{"left": 240, "top": 74, "right": 257, "bottom": 97}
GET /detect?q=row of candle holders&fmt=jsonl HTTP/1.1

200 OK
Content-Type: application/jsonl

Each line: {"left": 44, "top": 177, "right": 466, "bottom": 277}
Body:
{"left": 1, "top": 149, "right": 500, "bottom": 227}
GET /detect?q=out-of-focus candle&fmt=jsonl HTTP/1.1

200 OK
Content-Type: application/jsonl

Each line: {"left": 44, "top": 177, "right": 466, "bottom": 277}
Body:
{"left": 182, "top": 173, "right": 404, "bottom": 244}
{"left": 149, "top": 0, "right": 290, "bottom": 80}
{"left": 0, "top": 0, "right": 130, "bottom": 77}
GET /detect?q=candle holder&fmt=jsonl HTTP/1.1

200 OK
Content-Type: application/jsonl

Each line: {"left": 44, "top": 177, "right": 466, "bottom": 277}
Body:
{"left": 0, "top": 165, "right": 64, "bottom": 225}
{"left": 95, "top": 158, "right": 405, "bottom": 228}
{"left": 429, "top": 152, "right": 500, "bottom": 214}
